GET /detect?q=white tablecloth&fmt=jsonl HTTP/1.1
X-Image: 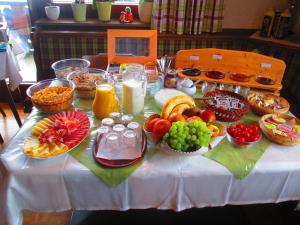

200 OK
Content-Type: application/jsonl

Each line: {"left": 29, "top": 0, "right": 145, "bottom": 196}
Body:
{"left": 1, "top": 109, "right": 300, "bottom": 225}
{"left": 0, "top": 44, "right": 22, "bottom": 91}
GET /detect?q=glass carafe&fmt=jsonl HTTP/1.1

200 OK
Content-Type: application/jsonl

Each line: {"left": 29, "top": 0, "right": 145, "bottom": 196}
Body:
{"left": 122, "top": 71, "right": 147, "bottom": 115}
{"left": 92, "top": 78, "right": 120, "bottom": 119}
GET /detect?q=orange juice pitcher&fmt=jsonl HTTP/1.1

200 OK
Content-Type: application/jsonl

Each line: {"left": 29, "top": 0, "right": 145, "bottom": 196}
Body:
{"left": 92, "top": 79, "right": 120, "bottom": 119}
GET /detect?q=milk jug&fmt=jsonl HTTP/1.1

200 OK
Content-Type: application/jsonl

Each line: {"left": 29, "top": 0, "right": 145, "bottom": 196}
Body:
{"left": 122, "top": 72, "right": 147, "bottom": 115}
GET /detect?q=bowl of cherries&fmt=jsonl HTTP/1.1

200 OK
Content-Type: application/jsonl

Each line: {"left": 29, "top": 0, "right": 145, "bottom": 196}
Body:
{"left": 226, "top": 122, "right": 261, "bottom": 148}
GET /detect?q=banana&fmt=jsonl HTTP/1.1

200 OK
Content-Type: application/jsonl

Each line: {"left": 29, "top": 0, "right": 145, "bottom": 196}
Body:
{"left": 171, "top": 103, "right": 191, "bottom": 115}
{"left": 162, "top": 95, "right": 195, "bottom": 119}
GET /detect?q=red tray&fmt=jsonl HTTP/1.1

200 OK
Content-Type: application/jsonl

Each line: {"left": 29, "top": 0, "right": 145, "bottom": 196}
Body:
{"left": 93, "top": 131, "right": 147, "bottom": 168}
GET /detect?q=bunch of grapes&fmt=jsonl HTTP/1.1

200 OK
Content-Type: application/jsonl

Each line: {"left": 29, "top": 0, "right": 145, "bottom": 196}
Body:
{"left": 162, "top": 121, "right": 212, "bottom": 152}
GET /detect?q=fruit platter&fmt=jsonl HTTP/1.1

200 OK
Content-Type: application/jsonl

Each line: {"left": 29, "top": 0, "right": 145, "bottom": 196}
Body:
{"left": 247, "top": 92, "right": 290, "bottom": 116}
{"left": 23, "top": 110, "right": 90, "bottom": 159}
{"left": 144, "top": 95, "right": 223, "bottom": 154}
{"left": 259, "top": 113, "right": 300, "bottom": 146}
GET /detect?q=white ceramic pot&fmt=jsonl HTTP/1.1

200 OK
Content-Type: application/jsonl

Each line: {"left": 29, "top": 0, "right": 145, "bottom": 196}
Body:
{"left": 138, "top": 2, "right": 153, "bottom": 23}
{"left": 45, "top": 6, "right": 60, "bottom": 20}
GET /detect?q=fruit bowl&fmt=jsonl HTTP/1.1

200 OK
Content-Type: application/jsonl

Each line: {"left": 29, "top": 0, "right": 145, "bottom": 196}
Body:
{"left": 26, "top": 78, "right": 75, "bottom": 113}
{"left": 159, "top": 143, "right": 208, "bottom": 155}
{"left": 67, "top": 68, "right": 106, "bottom": 98}
{"left": 226, "top": 131, "right": 261, "bottom": 148}
{"left": 226, "top": 123, "right": 261, "bottom": 148}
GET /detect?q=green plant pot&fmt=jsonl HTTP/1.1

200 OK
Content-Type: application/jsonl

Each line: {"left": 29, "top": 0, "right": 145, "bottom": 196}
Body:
{"left": 71, "top": 4, "right": 87, "bottom": 22}
{"left": 96, "top": 2, "right": 112, "bottom": 21}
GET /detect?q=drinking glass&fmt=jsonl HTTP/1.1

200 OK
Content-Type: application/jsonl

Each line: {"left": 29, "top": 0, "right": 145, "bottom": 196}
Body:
{"left": 127, "top": 122, "right": 141, "bottom": 138}
{"left": 122, "top": 130, "right": 138, "bottom": 150}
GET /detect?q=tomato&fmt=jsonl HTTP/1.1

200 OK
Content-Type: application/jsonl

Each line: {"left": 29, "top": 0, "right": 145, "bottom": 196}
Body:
{"left": 249, "top": 124, "right": 259, "bottom": 134}
{"left": 152, "top": 119, "right": 171, "bottom": 140}
{"left": 235, "top": 136, "right": 246, "bottom": 145}
{"left": 144, "top": 117, "right": 160, "bottom": 132}
{"left": 248, "top": 134, "right": 260, "bottom": 142}
{"left": 235, "top": 123, "right": 245, "bottom": 129}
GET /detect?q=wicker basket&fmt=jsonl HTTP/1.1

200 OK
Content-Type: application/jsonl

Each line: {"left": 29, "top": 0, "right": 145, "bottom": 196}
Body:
{"left": 259, "top": 114, "right": 300, "bottom": 146}
{"left": 204, "top": 90, "right": 250, "bottom": 122}
{"left": 247, "top": 92, "right": 289, "bottom": 116}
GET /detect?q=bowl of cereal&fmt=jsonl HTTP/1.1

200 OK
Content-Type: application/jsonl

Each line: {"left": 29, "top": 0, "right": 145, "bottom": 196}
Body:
{"left": 26, "top": 78, "right": 75, "bottom": 113}
{"left": 67, "top": 68, "right": 106, "bottom": 98}
{"left": 51, "top": 58, "right": 90, "bottom": 79}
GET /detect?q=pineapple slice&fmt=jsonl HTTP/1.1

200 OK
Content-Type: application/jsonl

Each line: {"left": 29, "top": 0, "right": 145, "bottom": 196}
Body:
{"left": 32, "top": 118, "right": 54, "bottom": 136}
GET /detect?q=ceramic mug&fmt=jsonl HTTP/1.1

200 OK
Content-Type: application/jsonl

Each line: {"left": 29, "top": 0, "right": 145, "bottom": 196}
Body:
{"left": 45, "top": 6, "right": 60, "bottom": 20}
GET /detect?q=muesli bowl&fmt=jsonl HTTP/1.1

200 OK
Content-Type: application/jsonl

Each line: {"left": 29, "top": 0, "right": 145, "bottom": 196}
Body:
{"left": 26, "top": 78, "right": 75, "bottom": 113}
{"left": 67, "top": 68, "right": 106, "bottom": 98}
{"left": 51, "top": 58, "right": 90, "bottom": 79}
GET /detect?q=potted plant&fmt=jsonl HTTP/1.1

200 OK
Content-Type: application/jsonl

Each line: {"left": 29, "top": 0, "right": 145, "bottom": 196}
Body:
{"left": 71, "top": 0, "right": 87, "bottom": 22}
{"left": 93, "top": 0, "right": 114, "bottom": 21}
{"left": 45, "top": 3, "right": 60, "bottom": 20}
{"left": 138, "top": 0, "right": 153, "bottom": 23}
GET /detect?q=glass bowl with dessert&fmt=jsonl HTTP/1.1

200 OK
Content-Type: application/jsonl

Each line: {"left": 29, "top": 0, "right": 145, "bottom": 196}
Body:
{"left": 51, "top": 58, "right": 90, "bottom": 79}
{"left": 26, "top": 78, "right": 75, "bottom": 113}
{"left": 67, "top": 68, "right": 106, "bottom": 99}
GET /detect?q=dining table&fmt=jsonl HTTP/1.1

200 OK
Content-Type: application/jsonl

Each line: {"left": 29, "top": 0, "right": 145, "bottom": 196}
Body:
{"left": 1, "top": 96, "right": 300, "bottom": 225}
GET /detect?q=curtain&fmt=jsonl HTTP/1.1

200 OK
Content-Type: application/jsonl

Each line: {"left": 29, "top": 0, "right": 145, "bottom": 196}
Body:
{"left": 151, "top": 0, "right": 224, "bottom": 35}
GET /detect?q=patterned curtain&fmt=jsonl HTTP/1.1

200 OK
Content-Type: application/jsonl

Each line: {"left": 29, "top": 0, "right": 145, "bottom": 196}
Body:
{"left": 151, "top": 0, "right": 224, "bottom": 35}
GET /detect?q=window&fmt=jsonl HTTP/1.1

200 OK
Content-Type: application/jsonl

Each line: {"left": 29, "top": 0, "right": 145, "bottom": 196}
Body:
{"left": 51, "top": 0, "right": 139, "bottom": 3}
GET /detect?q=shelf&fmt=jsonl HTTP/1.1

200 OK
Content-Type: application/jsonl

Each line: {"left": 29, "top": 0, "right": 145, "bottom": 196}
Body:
{"left": 250, "top": 31, "right": 300, "bottom": 51}
{"left": 35, "top": 18, "right": 150, "bottom": 31}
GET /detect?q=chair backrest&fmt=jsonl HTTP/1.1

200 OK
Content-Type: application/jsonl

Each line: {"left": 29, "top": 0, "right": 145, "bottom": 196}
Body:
{"left": 82, "top": 53, "right": 108, "bottom": 70}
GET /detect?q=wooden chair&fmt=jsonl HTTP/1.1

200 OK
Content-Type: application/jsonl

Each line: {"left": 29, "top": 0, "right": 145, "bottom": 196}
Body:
{"left": 82, "top": 53, "right": 108, "bottom": 70}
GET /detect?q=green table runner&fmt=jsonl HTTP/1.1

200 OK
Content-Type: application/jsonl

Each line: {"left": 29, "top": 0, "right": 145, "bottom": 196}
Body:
{"left": 204, "top": 111, "right": 270, "bottom": 179}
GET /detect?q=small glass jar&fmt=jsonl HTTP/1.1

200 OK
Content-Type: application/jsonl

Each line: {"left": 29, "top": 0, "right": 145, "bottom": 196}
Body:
{"left": 101, "top": 118, "right": 114, "bottom": 127}
{"left": 109, "top": 112, "right": 121, "bottom": 124}
{"left": 127, "top": 121, "right": 141, "bottom": 138}
{"left": 121, "top": 114, "right": 134, "bottom": 125}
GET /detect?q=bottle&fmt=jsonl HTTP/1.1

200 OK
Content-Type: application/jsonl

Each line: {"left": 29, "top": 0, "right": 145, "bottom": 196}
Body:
{"left": 260, "top": 8, "right": 275, "bottom": 37}
{"left": 274, "top": 8, "right": 292, "bottom": 39}
{"left": 271, "top": 9, "right": 281, "bottom": 36}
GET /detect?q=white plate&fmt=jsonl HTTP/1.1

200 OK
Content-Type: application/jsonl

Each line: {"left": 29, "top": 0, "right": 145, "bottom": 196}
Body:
{"left": 154, "top": 88, "right": 187, "bottom": 109}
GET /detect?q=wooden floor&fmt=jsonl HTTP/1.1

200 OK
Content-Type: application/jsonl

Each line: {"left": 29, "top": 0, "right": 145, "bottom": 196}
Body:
{"left": 0, "top": 103, "right": 72, "bottom": 225}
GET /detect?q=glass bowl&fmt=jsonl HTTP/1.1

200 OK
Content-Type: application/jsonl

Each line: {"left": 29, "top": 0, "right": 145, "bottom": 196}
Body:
{"left": 51, "top": 58, "right": 90, "bottom": 79}
{"left": 67, "top": 68, "right": 106, "bottom": 99}
{"left": 226, "top": 128, "right": 261, "bottom": 148}
{"left": 26, "top": 78, "right": 75, "bottom": 113}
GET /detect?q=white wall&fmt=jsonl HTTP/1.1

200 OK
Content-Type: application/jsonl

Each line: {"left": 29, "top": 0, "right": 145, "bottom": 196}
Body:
{"left": 223, "top": 0, "right": 289, "bottom": 29}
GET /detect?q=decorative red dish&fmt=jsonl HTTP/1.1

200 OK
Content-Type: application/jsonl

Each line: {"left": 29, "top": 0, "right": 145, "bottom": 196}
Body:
{"left": 93, "top": 131, "right": 147, "bottom": 168}
{"left": 203, "top": 90, "right": 250, "bottom": 122}
{"left": 205, "top": 71, "right": 225, "bottom": 79}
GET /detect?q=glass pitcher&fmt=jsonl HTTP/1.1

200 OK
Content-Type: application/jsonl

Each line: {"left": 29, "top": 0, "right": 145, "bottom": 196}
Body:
{"left": 92, "top": 78, "right": 120, "bottom": 119}
{"left": 122, "top": 71, "right": 147, "bottom": 115}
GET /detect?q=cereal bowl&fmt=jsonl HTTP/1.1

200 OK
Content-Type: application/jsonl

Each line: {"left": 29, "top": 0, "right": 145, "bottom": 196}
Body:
{"left": 67, "top": 68, "right": 106, "bottom": 98}
{"left": 26, "top": 78, "right": 75, "bottom": 113}
{"left": 51, "top": 58, "right": 90, "bottom": 79}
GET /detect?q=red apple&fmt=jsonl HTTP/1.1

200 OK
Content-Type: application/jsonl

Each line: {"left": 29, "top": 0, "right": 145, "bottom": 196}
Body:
{"left": 200, "top": 109, "right": 216, "bottom": 123}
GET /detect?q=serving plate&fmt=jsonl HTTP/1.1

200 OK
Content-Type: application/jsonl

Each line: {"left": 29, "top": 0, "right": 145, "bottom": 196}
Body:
{"left": 93, "top": 131, "right": 147, "bottom": 168}
{"left": 23, "top": 110, "right": 90, "bottom": 159}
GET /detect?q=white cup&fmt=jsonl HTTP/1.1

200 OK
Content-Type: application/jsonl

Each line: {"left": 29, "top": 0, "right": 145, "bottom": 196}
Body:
{"left": 45, "top": 6, "right": 60, "bottom": 20}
